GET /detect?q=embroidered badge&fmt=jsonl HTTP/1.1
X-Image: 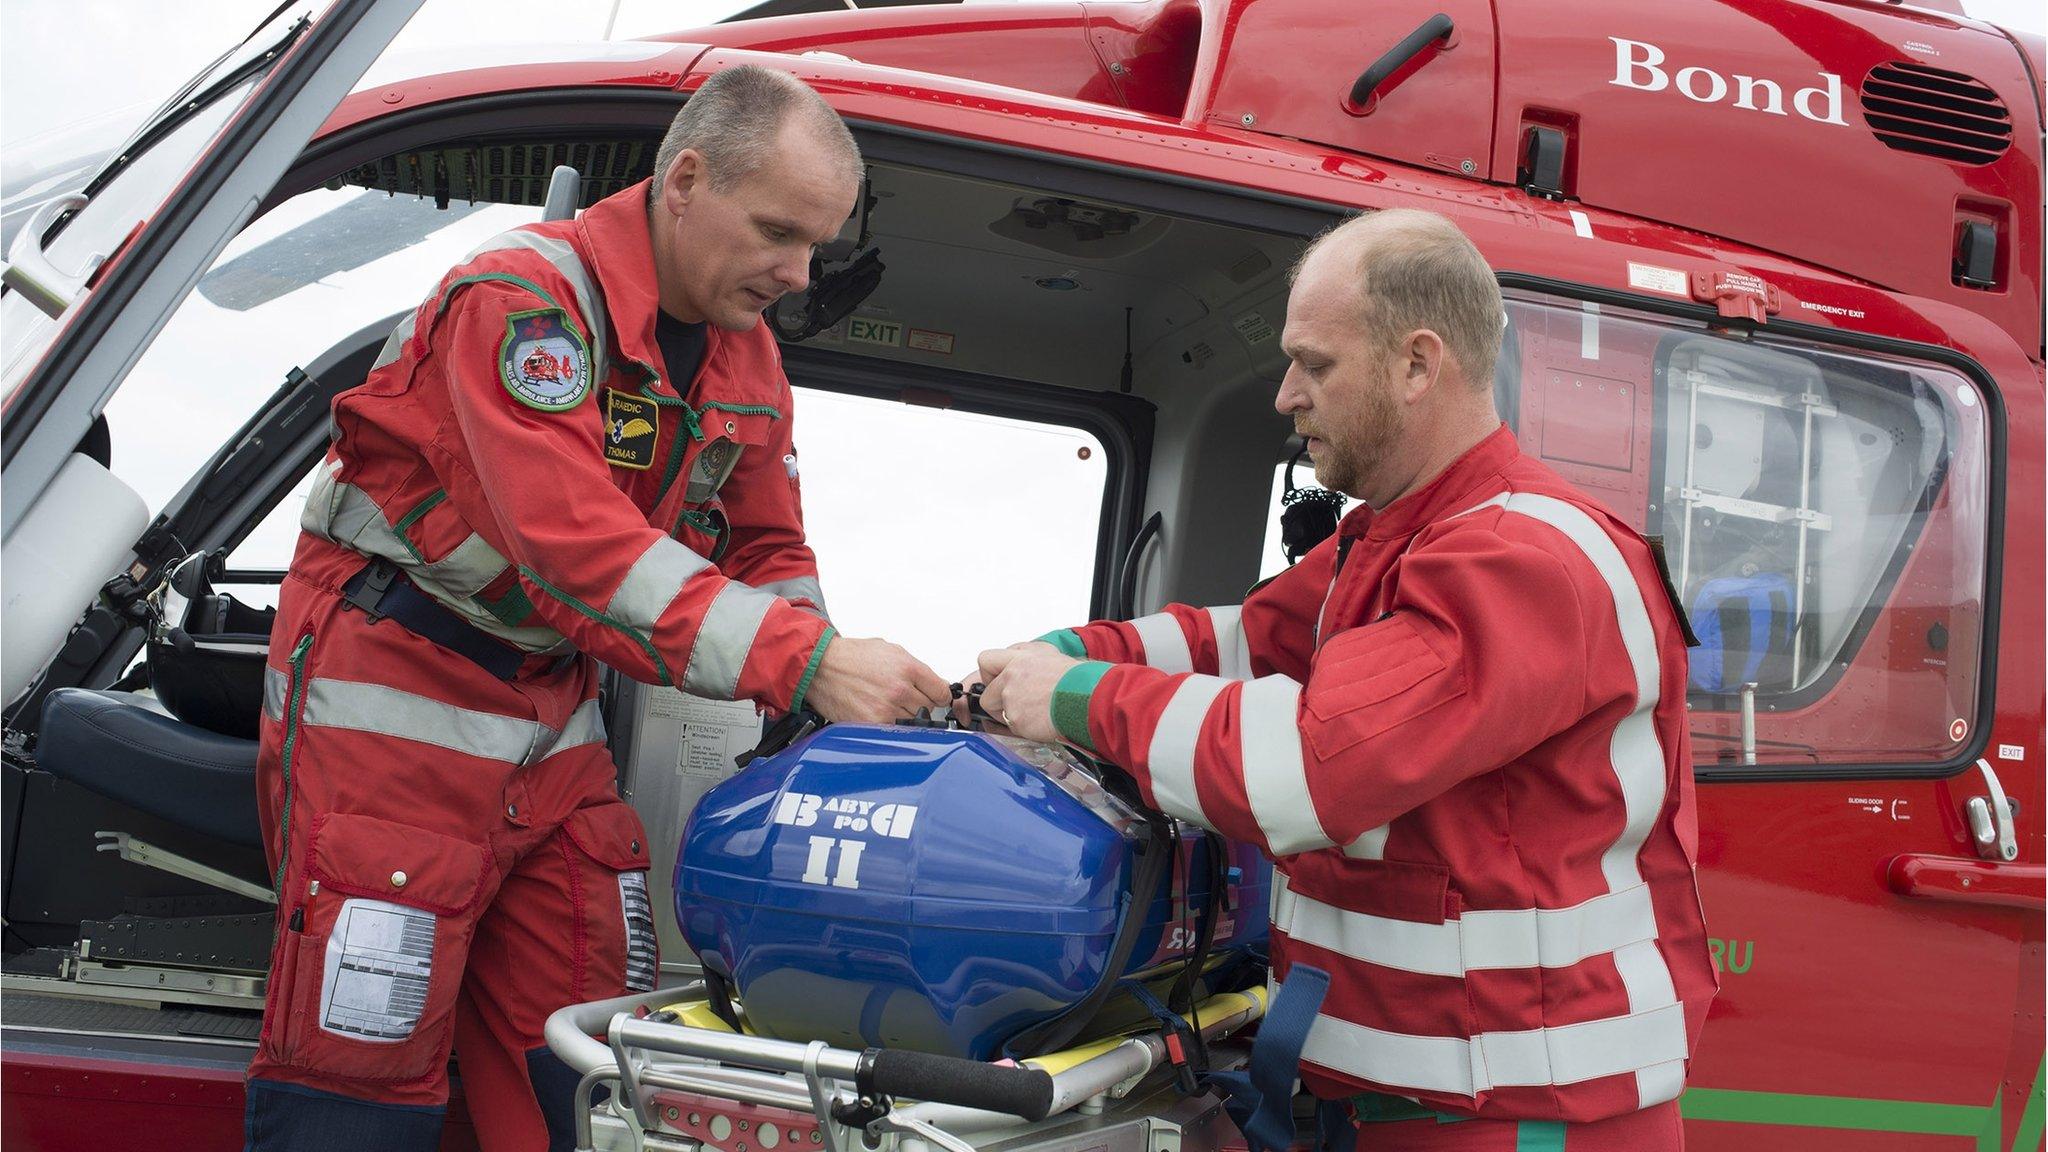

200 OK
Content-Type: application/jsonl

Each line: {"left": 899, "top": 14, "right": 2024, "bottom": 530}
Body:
{"left": 684, "top": 436, "right": 745, "bottom": 504}
{"left": 499, "top": 309, "right": 590, "bottom": 411}
{"left": 605, "top": 389, "right": 658, "bottom": 470}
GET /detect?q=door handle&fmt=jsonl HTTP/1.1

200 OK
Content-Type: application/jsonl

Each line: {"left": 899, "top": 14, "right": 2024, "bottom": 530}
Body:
{"left": 1965, "top": 758, "right": 2018, "bottom": 861}
{"left": 1884, "top": 758, "right": 2039, "bottom": 910}
{"left": 1887, "top": 854, "right": 2042, "bottom": 910}
{"left": 1, "top": 193, "right": 103, "bottom": 318}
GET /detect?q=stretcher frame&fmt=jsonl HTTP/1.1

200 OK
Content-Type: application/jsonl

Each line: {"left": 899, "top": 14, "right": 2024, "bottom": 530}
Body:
{"left": 544, "top": 981, "right": 1270, "bottom": 1152}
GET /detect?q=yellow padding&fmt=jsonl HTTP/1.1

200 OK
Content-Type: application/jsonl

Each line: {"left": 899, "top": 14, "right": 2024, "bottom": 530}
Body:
{"left": 661, "top": 1001, "right": 744, "bottom": 1033}
{"left": 1021, "top": 1035, "right": 1131, "bottom": 1075}
{"left": 656, "top": 986, "right": 1269, "bottom": 1066}
{"left": 1021, "top": 987, "right": 1268, "bottom": 1075}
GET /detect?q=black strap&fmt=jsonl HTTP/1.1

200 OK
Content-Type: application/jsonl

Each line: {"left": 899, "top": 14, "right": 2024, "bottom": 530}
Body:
{"left": 1168, "top": 831, "right": 1229, "bottom": 1018}
{"left": 340, "top": 559, "right": 528, "bottom": 680}
{"left": 1643, "top": 535, "right": 1701, "bottom": 648}
{"left": 1001, "top": 803, "right": 1174, "bottom": 1060}
{"left": 703, "top": 966, "right": 744, "bottom": 1032}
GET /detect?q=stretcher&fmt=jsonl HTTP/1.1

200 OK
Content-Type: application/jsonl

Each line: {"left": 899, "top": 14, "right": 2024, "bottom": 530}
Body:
{"left": 544, "top": 982, "right": 1270, "bottom": 1152}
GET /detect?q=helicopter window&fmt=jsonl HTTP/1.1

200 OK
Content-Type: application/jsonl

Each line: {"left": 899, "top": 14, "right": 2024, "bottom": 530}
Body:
{"left": 1501, "top": 289, "right": 1990, "bottom": 771}
{"left": 788, "top": 386, "right": 1108, "bottom": 675}
{"left": 101, "top": 186, "right": 542, "bottom": 522}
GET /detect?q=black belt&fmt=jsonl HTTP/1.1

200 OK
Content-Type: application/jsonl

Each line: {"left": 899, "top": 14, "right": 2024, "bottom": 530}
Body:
{"left": 340, "top": 558, "right": 528, "bottom": 680}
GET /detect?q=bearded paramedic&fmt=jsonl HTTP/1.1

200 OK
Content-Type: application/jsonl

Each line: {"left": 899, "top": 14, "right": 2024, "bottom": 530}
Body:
{"left": 975, "top": 210, "right": 1716, "bottom": 1151}
{"left": 245, "top": 66, "right": 952, "bottom": 1152}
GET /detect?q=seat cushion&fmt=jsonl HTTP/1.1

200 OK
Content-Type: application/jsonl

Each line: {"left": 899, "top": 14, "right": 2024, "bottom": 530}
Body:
{"left": 37, "top": 688, "right": 261, "bottom": 847}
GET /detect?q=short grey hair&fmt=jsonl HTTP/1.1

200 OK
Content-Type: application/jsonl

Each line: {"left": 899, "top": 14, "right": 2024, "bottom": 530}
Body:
{"left": 1294, "top": 209, "right": 1503, "bottom": 387}
{"left": 652, "top": 64, "right": 862, "bottom": 195}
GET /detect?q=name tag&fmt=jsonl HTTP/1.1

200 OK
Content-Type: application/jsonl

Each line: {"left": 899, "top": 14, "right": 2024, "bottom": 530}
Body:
{"left": 605, "top": 390, "right": 658, "bottom": 470}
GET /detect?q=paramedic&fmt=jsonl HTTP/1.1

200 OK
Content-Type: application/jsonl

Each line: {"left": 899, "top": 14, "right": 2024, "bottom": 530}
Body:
{"left": 246, "top": 65, "right": 950, "bottom": 1152}
{"left": 975, "top": 209, "right": 1716, "bottom": 1151}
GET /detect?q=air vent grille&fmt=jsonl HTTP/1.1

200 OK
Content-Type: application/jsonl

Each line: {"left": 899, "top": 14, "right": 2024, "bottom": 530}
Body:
{"left": 1860, "top": 61, "right": 2012, "bottom": 166}
{"left": 338, "top": 140, "right": 655, "bottom": 208}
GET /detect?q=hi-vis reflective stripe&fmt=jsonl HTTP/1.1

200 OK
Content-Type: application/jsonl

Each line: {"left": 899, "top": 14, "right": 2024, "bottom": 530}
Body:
{"left": 263, "top": 663, "right": 288, "bottom": 723}
{"left": 1344, "top": 825, "right": 1391, "bottom": 860}
{"left": 1146, "top": 674, "right": 1231, "bottom": 826}
{"left": 371, "top": 310, "right": 418, "bottom": 371}
{"left": 463, "top": 230, "right": 611, "bottom": 381}
{"left": 683, "top": 581, "right": 779, "bottom": 699}
{"left": 373, "top": 229, "right": 614, "bottom": 377}
{"left": 606, "top": 536, "right": 712, "bottom": 633}
{"left": 304, "top": 463, "right": 512, "bottom": 598}
{"left": 1272, "top": 872, "right": 1660, "bottom": 977}
{"left": 1131, "top": 612, "right": 1194, "bottom": 674}
{"left": 1146, "top": 672, "right": 1330, "bottom": 854}
{"left": 1239, "top": 675, "right": 1329, "bottom": 854}
{"left": 300, "top": 460, "right": 569, "bottom": 653}
{"left": 1452, "top": 490, "right": 1685, "bottom": 1107}
{"left": 758, "top": 575, "right": 829, "bottom": 618}
{"left": 599, "top": 536, "right": 778, "bottom": 700}
{"left": 1282, "top": 975, "right": 1692, "bottom": 1098}
{"left": 1209, "top": 606, "right": 1254, "bottom": 678}
{"left": 263, "top": 668, "right": 605, "bottom": 765}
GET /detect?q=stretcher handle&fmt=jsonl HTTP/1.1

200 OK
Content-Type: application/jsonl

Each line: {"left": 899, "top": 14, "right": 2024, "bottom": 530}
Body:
{"left": 862, "top": 1048, "right": 1055, "bottom": 1123}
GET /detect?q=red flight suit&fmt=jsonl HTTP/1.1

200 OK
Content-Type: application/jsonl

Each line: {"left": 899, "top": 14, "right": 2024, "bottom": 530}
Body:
{"left": 1045, "top": 427, "right": 1717, "bottom": 1149}
{"left": 246, "top": 180, "right": 833, "bottom": 1151}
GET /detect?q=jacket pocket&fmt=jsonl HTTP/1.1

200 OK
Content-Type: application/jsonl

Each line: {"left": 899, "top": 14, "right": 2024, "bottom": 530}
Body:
{"left": 276, "top": 812, "right": 491, "bottom": 1082}
{"left": 561, "top": 801, "right": 658, "bottom": 992}
{"left": 673, "top": 498, "right": 730, "bottom": 564}
{"left": 1302, "top": 613, "right": 1466, "bottom": 761}
{"left": 1281, "top": 852, "right": 1453, "bottom": 926}
{"left": 695, "top": 402, "right": 780, "bottom": 449}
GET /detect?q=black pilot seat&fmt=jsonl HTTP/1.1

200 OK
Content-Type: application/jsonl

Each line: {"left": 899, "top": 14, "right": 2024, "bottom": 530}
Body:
{"left": 36, "top": 688, "right": 261, "bottom": 848}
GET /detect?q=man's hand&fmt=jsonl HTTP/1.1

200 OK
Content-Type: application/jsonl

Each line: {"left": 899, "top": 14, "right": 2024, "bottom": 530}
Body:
{"left": 953, "top": 640, "right": 1061, "bottom": 726}
{"left": 975, "top": 645, "right": 1082, "bottom": 744}
{"left": 806, "top": 636, "right": 951, "bottom": 724}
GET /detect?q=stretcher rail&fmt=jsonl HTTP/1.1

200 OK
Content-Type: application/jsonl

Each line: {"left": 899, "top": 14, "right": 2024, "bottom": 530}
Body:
{"left": 544, "top": 983, "right": 1267, "bottom": 1151}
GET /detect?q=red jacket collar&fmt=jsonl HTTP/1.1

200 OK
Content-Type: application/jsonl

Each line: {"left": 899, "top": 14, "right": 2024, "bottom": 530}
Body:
{"left": 1343, "top": 423, "right": 1522, "bottom": 542}
{"left": 574, "top": 179, "right": 675, "bottom": 390}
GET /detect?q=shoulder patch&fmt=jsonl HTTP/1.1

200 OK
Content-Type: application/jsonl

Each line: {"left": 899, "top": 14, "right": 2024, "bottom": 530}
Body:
{"left": 499, "top": 309, "right": 591, "bottom": 411}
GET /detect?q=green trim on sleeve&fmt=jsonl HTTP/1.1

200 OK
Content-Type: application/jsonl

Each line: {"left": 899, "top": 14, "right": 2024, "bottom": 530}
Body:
{"left": 1051, "top": 660, "right": 1113, "bottom": 752}
{"left": 390, "top": 490, "right": 448, "bottom": 562}
{"left": 475, "top": 583, "right": 536, "bottom": 629}
{"left": 518, "top": 565, "right": 673, "bottom": 686}
{"left": 433, "top": 271, "right": 561, "bottom": 320}
{"left": 1037, "top": 629, "right": 1088, "bottom": 658}
{"left": 790, "top": 625, "right": 837, "bottom": 715}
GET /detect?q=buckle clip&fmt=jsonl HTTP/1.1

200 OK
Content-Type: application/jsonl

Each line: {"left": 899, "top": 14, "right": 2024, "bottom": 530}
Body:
{"left": 1162, "top": 1018, "right": 1202, "bottom": 1096}
{"left": 341, "top": 560, "right": 399, "bottom": 623}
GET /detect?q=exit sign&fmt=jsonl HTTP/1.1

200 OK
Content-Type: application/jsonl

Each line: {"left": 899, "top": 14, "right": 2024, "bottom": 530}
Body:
{"left": 847, "top": 318, "right": 903, "bottom": 347}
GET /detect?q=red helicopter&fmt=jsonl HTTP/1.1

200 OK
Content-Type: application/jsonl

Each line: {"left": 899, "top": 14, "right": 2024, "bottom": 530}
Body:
{"left": 0, "top": 0, "right": 2039, "bottom": 1148}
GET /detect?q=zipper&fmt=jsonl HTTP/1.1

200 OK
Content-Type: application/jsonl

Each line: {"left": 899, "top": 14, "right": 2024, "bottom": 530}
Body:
{"left": 274, "top": 631, "right": 315, "bottom": 894}
{"left": 634, "top": 362, "right": 703, "bottom": 509}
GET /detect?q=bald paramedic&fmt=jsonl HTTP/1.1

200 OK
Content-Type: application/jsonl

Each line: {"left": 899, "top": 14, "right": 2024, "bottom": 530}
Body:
{"left": 246, "top": 65, "right": 950, "bottom": 1151}
{"left": 976, "top": 210, "right": 1716, "bottom": 1151}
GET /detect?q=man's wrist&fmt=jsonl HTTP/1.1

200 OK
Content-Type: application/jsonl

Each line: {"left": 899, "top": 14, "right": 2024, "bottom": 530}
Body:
{"left": 1037, "top": 629, "right": 1088, "bottom": 658}
{"left": 789, "top": 624, "right": 837, "bottom": 714}
{"left": 1051, "top": 660, "right": 1112, "bottom": 752}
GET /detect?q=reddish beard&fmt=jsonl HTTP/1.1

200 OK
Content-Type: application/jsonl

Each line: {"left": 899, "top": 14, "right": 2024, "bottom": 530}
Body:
{"left": 1300, "top": 376, "right": 1400, "bottom": 498}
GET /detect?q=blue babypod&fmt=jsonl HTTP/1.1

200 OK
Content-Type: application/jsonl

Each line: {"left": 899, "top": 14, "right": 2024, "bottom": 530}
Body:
{"left": 676, "top": 724, "right": 1270, "bottom": 1060}
{"left": 1689, "top": 572, "right": 1794, "bottom": 692}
